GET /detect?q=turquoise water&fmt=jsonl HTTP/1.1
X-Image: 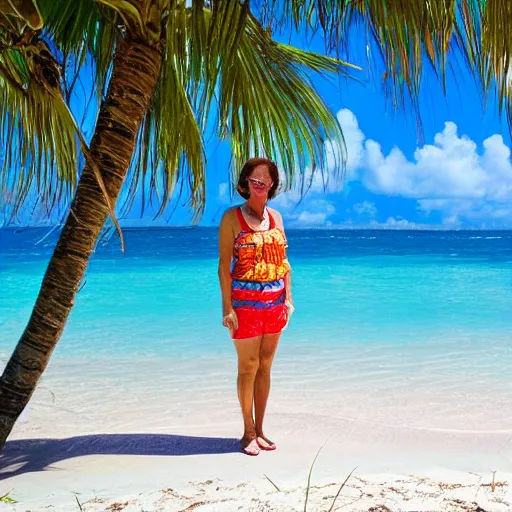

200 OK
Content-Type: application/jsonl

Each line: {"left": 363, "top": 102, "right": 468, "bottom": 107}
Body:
{"left": 1, "top": 228, "right": 511, "bottom": 364}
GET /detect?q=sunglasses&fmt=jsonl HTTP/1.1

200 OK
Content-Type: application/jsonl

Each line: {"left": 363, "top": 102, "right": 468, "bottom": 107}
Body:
{"left": 248, "top": 177, "right": 273, "bottom": 188}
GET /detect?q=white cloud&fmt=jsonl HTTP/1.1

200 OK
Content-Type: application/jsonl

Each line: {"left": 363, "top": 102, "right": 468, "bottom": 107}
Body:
{"left": 218, "top": 182, "right": 230, "bottom": 204}
{"left": 272, "top": 110, "right": 367, "bottom": 223}
{"left": 363, "top": 216, "right": 421, "bottom": 229}
{"left": 336, "top": 109, "right": 366, "bottom": 175}
{"left": 297, "top": 211, "right": 331, "bottom": 225}
{"left": 278, "top": 164, "right": 340, "bottom": 197}
{"left": 352, "top": 201, "right": 377, "bottom": 218}
{"left": 383, "top": 216, "right": 417, "bottom": 228}
{"left": 275, "top": 109, "right": 512, "bottom": 226}
{"left": 338, "top": 112, "right": 512, "bottom": 225}
{"left": 304, "top": 109, "right": 366, "bottom": 194}
{"left": 360, "top": 122, "right": 507, "bottom": 201}
{"left": 271, "top": 188, "right": 300, "bottom": 210}
{"left": 276, "top": 108, "right": 366, "bottom": 199}
{"left": 285, "top": 199, "right": 336, "bottom": 227}
{"left": 419, "top": 198, "right": 512, "bottom": 227}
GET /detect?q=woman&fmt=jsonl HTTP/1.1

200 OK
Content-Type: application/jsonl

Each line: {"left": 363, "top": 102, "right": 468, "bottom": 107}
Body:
{"left": 218, "top": 157, "right": 293, "bottom": 456}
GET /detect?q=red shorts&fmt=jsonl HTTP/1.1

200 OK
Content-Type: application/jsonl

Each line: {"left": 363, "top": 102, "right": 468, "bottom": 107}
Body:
{"left": 232, "top": 304, "right": 288, "bottom": 340}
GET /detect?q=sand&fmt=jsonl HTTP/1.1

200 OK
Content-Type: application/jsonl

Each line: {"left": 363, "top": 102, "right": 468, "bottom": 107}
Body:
{"left": 1, "top": 353, "right": 511, "bottom": 511}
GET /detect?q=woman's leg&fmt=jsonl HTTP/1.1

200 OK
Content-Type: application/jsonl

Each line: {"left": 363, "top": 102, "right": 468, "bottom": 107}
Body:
{"left": 254, "top": 332, "right": 281, "bottom": 449}
{"left": 233, "top": 336, "right": 262, "bottom": 455}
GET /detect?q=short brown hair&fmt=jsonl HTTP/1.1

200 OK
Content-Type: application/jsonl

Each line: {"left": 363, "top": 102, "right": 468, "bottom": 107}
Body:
{"left": 236, "top": 158, "right": 279, "bottom": 200}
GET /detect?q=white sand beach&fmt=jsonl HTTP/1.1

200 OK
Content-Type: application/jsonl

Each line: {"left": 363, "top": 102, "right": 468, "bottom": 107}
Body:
{"left": 1, "top": 350, "right": 512, "bottom": 511}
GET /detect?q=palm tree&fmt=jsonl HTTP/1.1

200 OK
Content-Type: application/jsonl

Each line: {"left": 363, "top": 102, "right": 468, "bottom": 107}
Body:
{"left": 0, "top": 0, "right": 509, "bottom": 448}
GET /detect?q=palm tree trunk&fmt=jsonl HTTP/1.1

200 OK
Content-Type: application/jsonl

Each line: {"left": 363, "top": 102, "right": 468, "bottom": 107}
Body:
{"left": 0, "top": 36, "right": 162, "bottom": 448}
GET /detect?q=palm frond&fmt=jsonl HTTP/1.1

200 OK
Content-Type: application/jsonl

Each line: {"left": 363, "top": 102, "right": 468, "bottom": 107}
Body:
{"left": 342, "top": 0, "right": 459, "bottom": 115}
{"left": 119, "top": 57, "right": 206, "bottom": 221}
{"left": 257, "top": 0, "right": 351, "bottom": 53}
{"left": 121, "top": 1, "right": 356, "bottom": 221}
{"left": 96, "top": 0, "right": 145, "bottom": 37}
{"left": 1, "top": 44, "right": 125, "bottom": 243}
{"left": 0, "top": 47, "right": 78, "bottom": 222}
{"left": 37, "top": 0, "right": 119, "bottom": 103}
{"left": 258, "top": 0, "right": 459, "bottom": 94}
{"left": 462, "top": 0, "right": 512, "bottom": 115}
{"left": 120, "top": 0, "right": 253, "bottom": 220}
{"left": 259, "top": 1, "right": 512, "bottom": 137}
{"left": 0, "top": 0, "right": 43, "bottom": 30}
{"left": 346, "top": 0, "right": 512, "bottom": 132}
{"left": 219, "top": 12, "right": 354, "bottom": 193}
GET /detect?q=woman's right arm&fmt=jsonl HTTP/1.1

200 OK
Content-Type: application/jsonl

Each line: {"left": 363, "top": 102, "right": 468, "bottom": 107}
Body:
{"left": 218, "top": 210, "right": 238, "bottom": 333}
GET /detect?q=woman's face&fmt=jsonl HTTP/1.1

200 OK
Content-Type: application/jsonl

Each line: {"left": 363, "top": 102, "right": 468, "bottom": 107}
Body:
{"left": 247, "top": 164, "right": 273, "bottom": 199}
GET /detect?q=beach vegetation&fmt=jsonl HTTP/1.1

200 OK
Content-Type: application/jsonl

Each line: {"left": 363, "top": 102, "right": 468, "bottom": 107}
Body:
{"left": 0, "top": 491, "right": 17, "bottom": 503}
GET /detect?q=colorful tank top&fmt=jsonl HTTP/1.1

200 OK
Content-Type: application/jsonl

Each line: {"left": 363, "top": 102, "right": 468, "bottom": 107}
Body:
{"left": 231, "top": 207, "right": 291, "bottom": 283}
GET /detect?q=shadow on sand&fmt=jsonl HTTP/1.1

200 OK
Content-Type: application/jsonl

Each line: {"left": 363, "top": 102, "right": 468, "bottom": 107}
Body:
{"left": 0, "top": 433, "right": 241, "bottom": 480}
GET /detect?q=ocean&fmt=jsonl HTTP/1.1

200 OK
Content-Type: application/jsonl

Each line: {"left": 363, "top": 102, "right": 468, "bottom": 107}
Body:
{"left": 1, "top": 228, "right": 512, "bottom": 434}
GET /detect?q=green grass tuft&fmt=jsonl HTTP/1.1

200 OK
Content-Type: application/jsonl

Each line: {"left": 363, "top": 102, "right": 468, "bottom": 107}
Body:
{"left": 327, "top": 467, "right": 357, "bottom": 512}
{"left": 0, "top": 492, "right": 17, "bottom": 504}
{"left": 264, "top": 473, "right": 282, "bottom": 492}
{"left": 74, "top": 494, "right": 83, "bottom": 511}
{"left": 304, "top": 445, "right": 324, "bottom": 512}
{"left": 264, "top": 441, "right": 356, "bottom": 511}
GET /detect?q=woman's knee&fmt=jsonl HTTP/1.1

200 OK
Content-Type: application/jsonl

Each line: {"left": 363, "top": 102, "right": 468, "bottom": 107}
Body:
{"left": 258, "top": 354, "right": 274, "bottom": 372}
{"left": 239, "top": 355, "right": 260, "bottom": 375}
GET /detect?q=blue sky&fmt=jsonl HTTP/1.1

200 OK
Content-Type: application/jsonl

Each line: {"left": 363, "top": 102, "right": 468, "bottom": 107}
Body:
{"left": 3, "top": 22, "right": 512, "bottom": 230}
{"left": 181, "top": 25, "right": 512, "bottom": 230}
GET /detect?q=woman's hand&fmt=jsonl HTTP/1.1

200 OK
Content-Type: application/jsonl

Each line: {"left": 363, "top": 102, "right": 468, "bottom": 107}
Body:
{"left": 222, "top": 309, "right": 238, "bottom": 336}
{"left": 283, "top": 300, "right": 294, "bottom": 330}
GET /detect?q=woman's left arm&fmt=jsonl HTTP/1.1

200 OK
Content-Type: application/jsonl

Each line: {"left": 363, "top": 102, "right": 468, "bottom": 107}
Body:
{"left": 284, "top": 268, "right": 293, "bottom": 307}
{"left": 272, "top": 208, "right": 293, "bottom": 307}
